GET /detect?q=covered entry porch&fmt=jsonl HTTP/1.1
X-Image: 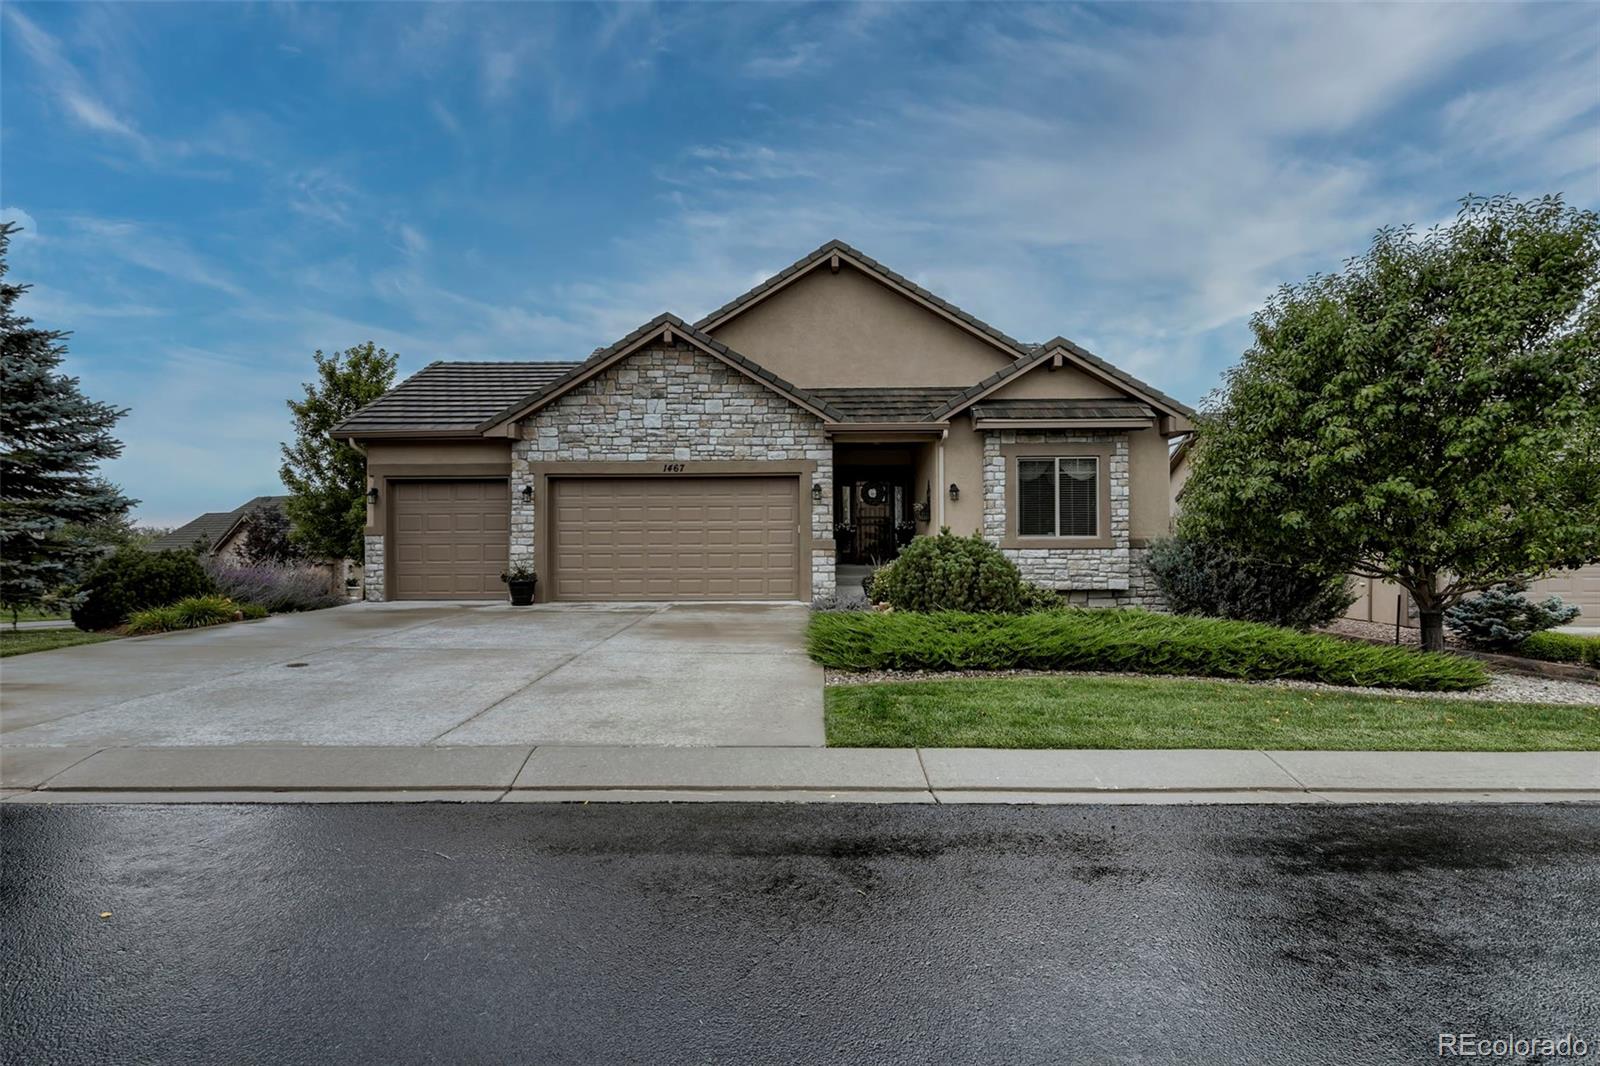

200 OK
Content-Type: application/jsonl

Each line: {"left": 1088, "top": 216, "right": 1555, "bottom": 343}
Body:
{"left": 830, "top": 432, "right": 942, "bottom": 601}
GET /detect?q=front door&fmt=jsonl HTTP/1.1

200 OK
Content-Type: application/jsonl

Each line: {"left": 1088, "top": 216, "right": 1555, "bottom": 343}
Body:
{"left": 836, "top": 472, "right": 911, "bottom": 564}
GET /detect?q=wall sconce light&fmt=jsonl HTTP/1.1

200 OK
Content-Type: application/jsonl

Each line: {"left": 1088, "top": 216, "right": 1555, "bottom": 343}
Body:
{"left": 811, "top": 482, "right": 824, "bottom": 503}
{"left": 366, "top": 486, "right": 379, "bottom": 505}
{"left": 521, "top": 484, "right": 534, "bottom": 502}
{"left": 948, "top": 483, "right": 960, "bottom": 502}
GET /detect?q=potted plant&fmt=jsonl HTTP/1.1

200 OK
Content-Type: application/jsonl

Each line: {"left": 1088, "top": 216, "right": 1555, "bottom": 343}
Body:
{"left": 501, "top": 564, "right": 538, "bottom": 606}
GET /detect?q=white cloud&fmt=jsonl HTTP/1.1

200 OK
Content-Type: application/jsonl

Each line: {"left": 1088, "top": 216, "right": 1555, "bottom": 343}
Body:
{"left": 741, "top": 41, "right": 821, "bottom": 79}
{"left": 3, "top": 7, "right": 151, "bottom": 152}
{"left": 67, "top": 216, "right": 244, "bottom": 298}
{"left": 2, "top": 206, "right": 40, "bottom": 241}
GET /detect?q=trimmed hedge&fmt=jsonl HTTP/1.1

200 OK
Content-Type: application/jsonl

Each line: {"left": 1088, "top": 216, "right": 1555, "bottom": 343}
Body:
{"left": 1518, "top": 631, "right": 1600, "bottom": 668}
{"left": 808, "top": 608, "right": 1489, "bottom": 691}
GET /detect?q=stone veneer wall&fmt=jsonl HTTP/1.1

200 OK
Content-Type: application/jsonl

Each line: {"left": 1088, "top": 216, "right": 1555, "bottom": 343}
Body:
{"left": 982, "top": 429, "right": 1163, "bottom": 608}
{"left": 362, "top": 533, "right": 385, "bottom": 602}
{"left": 510, "top": 343, "right": 835, "bottom": 602}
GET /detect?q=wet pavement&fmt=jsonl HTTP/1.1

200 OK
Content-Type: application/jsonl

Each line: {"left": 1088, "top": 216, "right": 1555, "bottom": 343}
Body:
{"left": 3, "top": 803, "right": 1598, "bottom": 1065}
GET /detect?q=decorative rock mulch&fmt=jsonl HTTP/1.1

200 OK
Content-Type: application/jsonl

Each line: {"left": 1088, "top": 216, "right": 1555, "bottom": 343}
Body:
{"left": 824, "top": 667, "right": 1600, "bottom": 707}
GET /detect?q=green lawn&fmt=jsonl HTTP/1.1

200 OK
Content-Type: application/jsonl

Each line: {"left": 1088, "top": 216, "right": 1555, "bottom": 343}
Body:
{"left": 3, "top": 607, "right": 71, "bottom": 624}
{"left": 826, "top": 675, "right": 1600, "bottom": 751}
{"left": 0, "top": 628, "right": 117, "bottom": 657}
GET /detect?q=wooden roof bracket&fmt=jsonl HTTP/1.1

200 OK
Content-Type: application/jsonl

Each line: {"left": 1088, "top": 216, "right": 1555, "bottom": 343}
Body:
{"left": 829, "top": 253, "right": 841, "bottom": 274}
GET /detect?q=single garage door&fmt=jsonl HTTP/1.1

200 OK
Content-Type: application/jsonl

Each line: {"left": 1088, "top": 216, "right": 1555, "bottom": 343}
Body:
{"left": 551, "top": 476, "right": 800, "bottom": 601}
{"left": 1530, "top": 564, "right": 1600, "bottom": 622}
{"left": 391, "top": 479, "right": 509, "bottom": 600}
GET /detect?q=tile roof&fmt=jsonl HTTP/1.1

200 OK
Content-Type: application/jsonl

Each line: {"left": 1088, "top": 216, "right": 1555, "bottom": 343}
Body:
{"left": 477, "top": 313, "right": 847, "bottom": 429}
{"left": 694, "top": 239, "right": 1030, "bottom": 356}
{"left": 332, "top": 361, "right": 582, "bottom": 437}
{"left": 968, "top": 399, "right": 1158, "bottom": 421}
{"left": 148, "top": 496, "right": 289, "bottom": 554}
{"left": 807, "top": 387, "right": 960, "bottom": 422}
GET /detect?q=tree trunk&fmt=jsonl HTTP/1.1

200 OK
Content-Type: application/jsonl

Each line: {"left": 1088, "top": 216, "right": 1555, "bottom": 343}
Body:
{"left": 1419, "top": 609, "right": 1446, "bottom": 652}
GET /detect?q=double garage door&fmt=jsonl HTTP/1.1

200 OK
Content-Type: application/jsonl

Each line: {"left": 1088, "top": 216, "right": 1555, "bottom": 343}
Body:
{"left": 389, "top": 476, "right": 801, "bottom": 602}
{"left": 551, "top": 476, "right": 801, "bottom": 601}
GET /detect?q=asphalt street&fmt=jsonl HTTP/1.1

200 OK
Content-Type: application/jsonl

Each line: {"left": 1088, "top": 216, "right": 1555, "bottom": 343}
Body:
{"left": 3, "top": 803, "right": 1598, "bottom": 1065}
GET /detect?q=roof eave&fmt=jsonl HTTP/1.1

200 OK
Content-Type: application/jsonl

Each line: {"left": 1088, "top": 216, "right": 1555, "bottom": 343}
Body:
{"left": 330, "top": 428, "right": 503, "bottom": 442}
{"left": 969, "top": 417, "right": 1156, "bottom": 431}
{"left": 824, "top": 421, "right": 950, "bottom": 434}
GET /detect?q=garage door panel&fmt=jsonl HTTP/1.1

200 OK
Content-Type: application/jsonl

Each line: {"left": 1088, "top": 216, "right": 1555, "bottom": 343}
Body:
{"left": 390, "top": 479, "right": 509, "bottom": 601}
{"left": 552, "top": 476, "right": 801, "bottom": 602}
{"left": 1530, "top": 565, "right": 1600, "bottom": 619}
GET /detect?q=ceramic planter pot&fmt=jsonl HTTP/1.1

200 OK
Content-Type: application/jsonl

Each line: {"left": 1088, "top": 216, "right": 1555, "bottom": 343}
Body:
{"left": 507, "top": 579, "right": 537, "bottom": 606}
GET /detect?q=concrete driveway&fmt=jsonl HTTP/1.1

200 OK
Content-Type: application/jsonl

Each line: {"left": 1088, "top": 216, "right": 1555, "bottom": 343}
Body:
{"left": 0, "top": 603, "right": 824, "bottom": 748}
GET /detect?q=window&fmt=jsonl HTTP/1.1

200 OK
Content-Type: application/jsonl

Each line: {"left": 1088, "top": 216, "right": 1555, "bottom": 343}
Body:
{"left": 1017, "top": 456, "right": 1098, "bottom": 538}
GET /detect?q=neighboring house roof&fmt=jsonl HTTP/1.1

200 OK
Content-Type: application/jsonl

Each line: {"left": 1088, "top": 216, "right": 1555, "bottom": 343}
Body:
{"left": 478, "top": 313, "right": 846, "bottom": 431}
{"left": 148, "top": 495, "right": 290, "bottom": 554}
{"left": 968, "top": 399, "right": 1158, "bottom": 421}
{"left": 695, "top": 239, "right": 1031, "bottom": 360}
{"left": 332, "top": 361, "right": 582, "bottom": 438}
{"left": 808, "top": 387, "right": 960, "bottom": 423}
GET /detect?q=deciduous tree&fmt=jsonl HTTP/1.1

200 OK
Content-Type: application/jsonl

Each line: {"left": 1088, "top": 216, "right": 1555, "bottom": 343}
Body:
{"left": 279, "top": 343, "right": 396, "bottom": 562}
{"left": 1181, "top": 195, "right": 1600, "bottom": 650}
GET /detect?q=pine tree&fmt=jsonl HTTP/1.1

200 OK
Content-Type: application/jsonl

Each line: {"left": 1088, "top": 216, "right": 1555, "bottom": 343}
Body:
{"left": 279, "top": 343, "right": 396, "bottom": 562}
{"left": 0, "top": 222, "right": 136, "bottom": 619}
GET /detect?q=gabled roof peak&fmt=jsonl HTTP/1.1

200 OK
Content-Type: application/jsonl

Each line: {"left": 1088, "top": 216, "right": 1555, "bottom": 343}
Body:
{"left": 695, "top": 239, "right": 1031, "bottom": 359}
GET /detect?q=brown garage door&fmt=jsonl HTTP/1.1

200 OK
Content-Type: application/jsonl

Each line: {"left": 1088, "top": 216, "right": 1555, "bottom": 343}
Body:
{"left": 551, "top": 476, "right": 800, "bottom": 601}
{"left": 391, "top": 479, "right": 509, "bottom": 600}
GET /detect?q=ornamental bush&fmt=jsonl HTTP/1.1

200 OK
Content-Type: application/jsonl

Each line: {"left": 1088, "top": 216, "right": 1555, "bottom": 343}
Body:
{"left": 125, "top": 595, "right": 242, "bottom": 635}
{"left": 1445, "top": 584, "right": 1581, "bottom": 649}
{"left": 1146, "top": 535, "right": 1354, "bottom": 630}
{"left": 871, "top": 531, "right": 1036, "bottom": 613}
{"left": 202, "top": 559, "right": 342, "bottom": 613}
{"left": 70, "top": 547, "right": 216, "bottom": 631}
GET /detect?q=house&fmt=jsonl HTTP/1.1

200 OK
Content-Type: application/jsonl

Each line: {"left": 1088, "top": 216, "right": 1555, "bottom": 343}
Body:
{"left": 1167, "top": 434, "right": 1600, "bottom": 625}
{"left": 148, "top": 496, "right": 292, "bottom": 561}
{"left": 149, "top": 495, "right": 353, "bottom": 594}
{"left": 332, "top": 240, "right": 1194, "bottom": 604}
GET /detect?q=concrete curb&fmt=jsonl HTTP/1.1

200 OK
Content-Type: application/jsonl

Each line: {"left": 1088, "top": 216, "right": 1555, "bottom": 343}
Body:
{"left": 2, "top": 745, "right": 1596, "bottom": 804}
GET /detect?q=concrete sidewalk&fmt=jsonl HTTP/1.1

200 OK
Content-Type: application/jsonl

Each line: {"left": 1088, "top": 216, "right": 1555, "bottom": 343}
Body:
{"left": 2, "top": 745, "right": 1596, "bottom": 804}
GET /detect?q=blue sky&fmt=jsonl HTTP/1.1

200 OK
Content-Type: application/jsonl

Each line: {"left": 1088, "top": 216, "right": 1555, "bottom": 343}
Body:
{"left": 3, "top": 2, "right": 1597, "bottom": 526}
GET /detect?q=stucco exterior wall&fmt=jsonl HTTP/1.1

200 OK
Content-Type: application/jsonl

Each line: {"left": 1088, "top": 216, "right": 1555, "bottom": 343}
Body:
{"left": 941, "top": 420, "right": 986, "bottom": 536}
{"left": 707, "top": 264, "right": 1015, "bottom": 388}
{"left": 985, "top": 363, "right": 1128, "bottom": 400}
{"left": 509, "top": 342, "right": 835, "bottom": 602}
{"left": 1127, "top": 427, "right": 1172, "bottom": 544}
